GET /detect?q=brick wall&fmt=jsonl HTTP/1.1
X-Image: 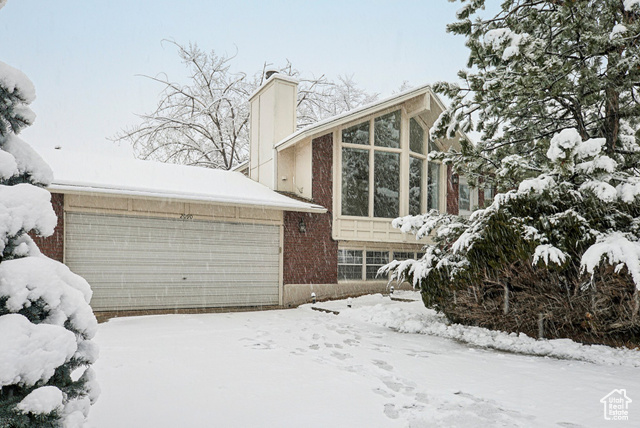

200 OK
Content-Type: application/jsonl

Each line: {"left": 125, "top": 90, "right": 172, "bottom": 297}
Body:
{"left": 31, "top": 192, "right": 64, "bottom": 262}
{"left": 283, "top": 133, "right": 338, "bottom": 284}
{"left": 446, "top": 165, "right": 459, "bottom": 215}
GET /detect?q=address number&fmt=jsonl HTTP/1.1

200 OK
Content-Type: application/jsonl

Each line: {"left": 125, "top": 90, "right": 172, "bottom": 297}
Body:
{"left": 180, "top": 214, "right": 194, "bottom": 220}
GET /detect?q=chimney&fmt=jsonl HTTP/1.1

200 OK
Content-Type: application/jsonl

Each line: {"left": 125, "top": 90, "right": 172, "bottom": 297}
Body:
{"left": 248, "top": 72, "right": 298, "bottom": 189}
{"left": 265, "top": 69, "right": 278, "bottom": 80}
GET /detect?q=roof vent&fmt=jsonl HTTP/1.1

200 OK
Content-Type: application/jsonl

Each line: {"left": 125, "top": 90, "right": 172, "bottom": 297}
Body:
{"left": 265, "top": 69, "right": 278, "bottom": 80}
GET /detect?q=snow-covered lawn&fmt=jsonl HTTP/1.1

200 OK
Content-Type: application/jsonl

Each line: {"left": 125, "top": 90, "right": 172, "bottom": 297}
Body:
{"left": 88, "top": 293, "right": 639, "bottom": 427}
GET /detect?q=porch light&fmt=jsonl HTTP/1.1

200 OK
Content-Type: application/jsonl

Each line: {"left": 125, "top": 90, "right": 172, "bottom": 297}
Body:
{"left": 298, "top": 218, "right": 307, "bottom": 233}
{"left": 452, "top": 174, "right": 459, "bottom": 185}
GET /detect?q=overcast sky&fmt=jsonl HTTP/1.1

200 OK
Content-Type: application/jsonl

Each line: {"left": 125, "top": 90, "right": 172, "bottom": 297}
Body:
{"left": 1, "top": 0, "right": 470, "bottom": 157}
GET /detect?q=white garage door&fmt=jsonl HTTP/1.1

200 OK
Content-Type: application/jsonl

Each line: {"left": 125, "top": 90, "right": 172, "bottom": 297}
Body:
{"left": 65, "top": 212, "right": 281, "bottom": 311}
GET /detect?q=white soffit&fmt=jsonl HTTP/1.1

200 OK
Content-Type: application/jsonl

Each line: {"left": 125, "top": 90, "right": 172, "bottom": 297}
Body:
{"left": 275, "top": 84, "right": 434, "bottom": 151}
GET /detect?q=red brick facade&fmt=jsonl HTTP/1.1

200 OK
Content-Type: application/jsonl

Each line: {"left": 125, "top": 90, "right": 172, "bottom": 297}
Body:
{"left": 31, "top": 192, "right": 64, "bottom": 262}
{"left": 283, "top": 134, "right": 338, "bottom": 285}
{"left": 446, "top": 165, "right": 459, "bottom": 215}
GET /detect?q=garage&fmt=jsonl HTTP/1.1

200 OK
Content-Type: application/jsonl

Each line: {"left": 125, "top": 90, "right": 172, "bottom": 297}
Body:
{"left": 32, "top": 149, "right": 325, "bottom": 314}
{"left": 65, "top": 212, "right": 282, "bottom": 311}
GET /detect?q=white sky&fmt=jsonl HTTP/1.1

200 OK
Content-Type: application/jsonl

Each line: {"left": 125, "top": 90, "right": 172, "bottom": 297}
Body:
{"left": 1, "top": 0, "right": 470, "bottom": 158}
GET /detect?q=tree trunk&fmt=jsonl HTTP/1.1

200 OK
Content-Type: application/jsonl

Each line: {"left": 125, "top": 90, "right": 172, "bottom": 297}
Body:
{"left": 603, "top": 86, "right": 620, "bottom": 154}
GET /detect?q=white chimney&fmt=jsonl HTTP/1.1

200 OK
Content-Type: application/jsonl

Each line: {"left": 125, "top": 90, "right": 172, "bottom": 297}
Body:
{"left": 248, "top": 72, "right": 298, "bottom": 189}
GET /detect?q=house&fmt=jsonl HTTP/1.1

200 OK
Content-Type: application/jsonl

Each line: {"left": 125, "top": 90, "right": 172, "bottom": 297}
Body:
{"left": 243, "top": 73, "right": 471, "bottom": 305}
{"left": 34, "top": 73, "right": 474, "bottom": 316}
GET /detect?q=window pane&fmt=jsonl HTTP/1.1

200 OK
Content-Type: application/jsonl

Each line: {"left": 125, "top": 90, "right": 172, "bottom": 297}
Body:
{"left": 339, "top": 265, "right": 363, "bottom": 280}
{"left": 459, "top": 183, "right": 471, "bottom": 212}
{"left": 366, "top": 251, "right": 389, "bottom": 280}
{"left": 374, "top": 152, "right": 400, "bottom": 218}
{"left": 338, "top": 249, "right": 363, "bottom": 264}
{"left": 427, "top": 162, "right": 441, "bottom": 211}
{"left": 393, "top": 251, "right": 414, "bottom": 261}
{"left": 342, "top": 148, "right": 369, "bottom": 216}
{"left": 409, "top": 157, "right": 423, "bottom": 216}
{"left": 338, "top": 249, "right": 363, "bottom": 280}
{"left": 374, "top": 111, "right": 401, "bottom": 148}
{"left": 342, "top": 122, "right": 369, "bottom": 145}
{"left": 484, "top": 186, "right": 494, "bottom": 204}
{"left": 410, "top": 118, "right": 424, "bottom": 154}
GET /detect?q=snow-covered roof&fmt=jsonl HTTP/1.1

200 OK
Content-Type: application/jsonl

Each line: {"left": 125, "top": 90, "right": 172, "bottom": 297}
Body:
{"left": 38, "top": 149, "right": 326, "bottom": 213}
{"left": 275, "top": 83, "right": 438, "bottom": 151}
{"left": 232, "top": 159, "right": 249, "bottom": 172}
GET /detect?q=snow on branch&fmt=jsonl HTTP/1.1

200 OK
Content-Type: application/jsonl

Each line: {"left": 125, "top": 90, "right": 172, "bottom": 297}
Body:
{"left": 532, "top": 244, "right": 567, "bottom": 267}
{"left": 582, "top": 233, "right": 640, "bottom": 290}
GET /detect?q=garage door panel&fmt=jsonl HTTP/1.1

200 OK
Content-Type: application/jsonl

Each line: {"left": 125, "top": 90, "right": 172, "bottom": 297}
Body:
{"left": 65, "top": 254, "right": 280, "bottom": 267}
{"left": 65, "top": 225, "right": 279, "bottom": 241}
{"left": 65, "top": 213, "right": 281, "bottom": 311}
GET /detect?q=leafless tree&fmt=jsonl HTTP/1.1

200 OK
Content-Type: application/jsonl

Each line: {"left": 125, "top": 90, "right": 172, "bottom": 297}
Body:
{"left": 114, "top": 41, "right": 377, "bottom": 170}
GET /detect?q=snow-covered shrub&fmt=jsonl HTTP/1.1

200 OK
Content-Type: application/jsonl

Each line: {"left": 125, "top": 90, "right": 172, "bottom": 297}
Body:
{"left": 386, "top": 129, "right": 640, "bottom": 344}
{"left": 386, "top": 1, "right": 640, "bottom": 346}
{"left": 0, "top": 3, "right": 99, "bottom": 425}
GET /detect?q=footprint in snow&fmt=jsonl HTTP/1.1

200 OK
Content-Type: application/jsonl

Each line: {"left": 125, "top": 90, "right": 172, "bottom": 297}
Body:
{"left": 372, "top": 388, "right": 395, "bottom": 398}
{"left": 372, "top": 359, "right": 393, "bottom": 371}
{"left": 331, "top": 351, "right": 352, "bottom": 360}
{"left": 415, "top": 393, "right": 430, "bottom": 404}
{"left": 384, "top": 404, "right": 400, "bottom": 419}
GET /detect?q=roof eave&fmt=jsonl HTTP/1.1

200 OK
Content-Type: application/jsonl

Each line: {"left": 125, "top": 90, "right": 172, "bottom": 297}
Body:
{"left": 275, "top": 84, "right": 433, "bottom": 152}
{"left": 48, "top": 184, "right": 327, "bottom": 214}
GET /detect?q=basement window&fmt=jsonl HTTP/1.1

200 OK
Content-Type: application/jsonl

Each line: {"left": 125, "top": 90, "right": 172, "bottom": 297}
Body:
{"left": 338, "top": 249, "right": 363, "bottom": 280}
{"left": 338, "top": 249, "right": 422, "bottom": 281}
{"left": 366, "top": 251, "right": 389, "bottom": 280}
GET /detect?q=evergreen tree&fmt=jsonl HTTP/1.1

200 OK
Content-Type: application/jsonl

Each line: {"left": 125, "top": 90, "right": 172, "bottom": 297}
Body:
{"left": 387, "top": 0, "right": 640, "bottom": 344}
{"left": 0, "top": 3, "right": 99, "bottom": 426}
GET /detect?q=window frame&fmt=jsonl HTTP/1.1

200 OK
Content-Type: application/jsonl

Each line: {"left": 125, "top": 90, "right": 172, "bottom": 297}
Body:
{"left": 337, "top": 248, "right": 423, "bottom": 282}
{"left": 340, "top": 110, "right": 403, "bottom": 219}
{"left": 458, "top": 176, "right": 478, "bottom": 217}
{"left": 338, "top": 110, "right": 444, "bottom": 220}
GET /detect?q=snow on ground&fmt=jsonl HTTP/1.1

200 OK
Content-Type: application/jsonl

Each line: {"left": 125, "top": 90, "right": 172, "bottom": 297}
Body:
{"left": 89, "top": 293, "right": 640, "bottom": 427}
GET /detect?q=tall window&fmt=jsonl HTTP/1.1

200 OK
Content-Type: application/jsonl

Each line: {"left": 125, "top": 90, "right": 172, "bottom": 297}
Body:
{"left": 458, "top": 176, "right": 479, "bottom": 215}
{"left": 459, "top": 182, "right": 471, "bottom": 212}
{"left": 341, "top": 111, "right": 401, "bottom": 218}
{"left": 342, "top": 148, "right": 369, "bottom": 216}
{"left": 427, "top": 162, "right": 440, "bottom": 211}
{"left": 340, "top": 111, "right": 443, "bottom": 218}
{"left": 484, "top": 186, "right": 495, "bottom": 205}
{"left": 409, "top": 118, "right": 424, "bottom": 216}
{"left": 409, "top": 157, "right": 423, "bottom": 215}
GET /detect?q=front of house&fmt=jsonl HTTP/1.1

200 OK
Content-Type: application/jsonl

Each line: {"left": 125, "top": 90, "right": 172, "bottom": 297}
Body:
{"left": 245, "top": 74, "right": 473, "bottom": 306}
{"left": 35, "top": 73, "right": 478, "bottom": 316}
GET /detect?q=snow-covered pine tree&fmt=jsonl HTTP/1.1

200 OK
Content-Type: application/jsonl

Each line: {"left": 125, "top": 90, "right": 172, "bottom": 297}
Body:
{"left": 0, "top": 3, "right": 99, "bottom": 425}
{"left": 385, "top": 0, "right": 640, "bottom": 344}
